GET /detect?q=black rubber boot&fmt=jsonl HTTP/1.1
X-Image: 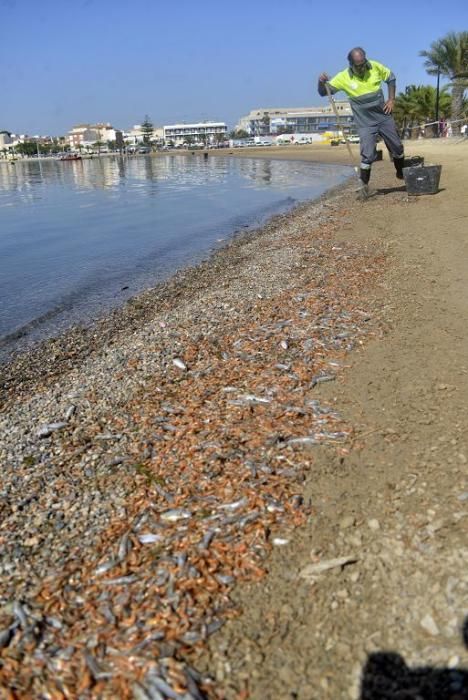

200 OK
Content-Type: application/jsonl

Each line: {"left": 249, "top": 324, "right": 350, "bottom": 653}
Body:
{"left": 360, "top": 167, "right": 371, "bottom": 185}
{"left": 357, "top": 167, "right": 371, "bottom": 200}
{"left": 394, "top": 156, "right": 405, "bottom": 180}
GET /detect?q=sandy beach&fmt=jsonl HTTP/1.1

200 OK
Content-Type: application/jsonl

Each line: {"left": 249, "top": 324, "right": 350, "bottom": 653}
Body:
{"left": 1, "top": 139, "right": 467, "bottom": 698}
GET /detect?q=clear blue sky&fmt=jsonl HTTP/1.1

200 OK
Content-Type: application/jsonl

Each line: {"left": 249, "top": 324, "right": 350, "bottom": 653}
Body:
{"left": 2, "top": 0, "right": 467, "bottom": 135}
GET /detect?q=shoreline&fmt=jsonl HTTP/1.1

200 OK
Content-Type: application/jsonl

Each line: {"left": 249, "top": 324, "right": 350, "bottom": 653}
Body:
{"left": 0, "top": 162, "right": 353, "bottom": 398}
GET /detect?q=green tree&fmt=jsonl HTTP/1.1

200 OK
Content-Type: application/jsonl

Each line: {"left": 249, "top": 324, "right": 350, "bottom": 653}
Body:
{"left": 229, "top": 129, "right": 249, "bottom": 139}
{"left": 93, "top": 141, "right": 104, "bottom": 154}
{"left": 394, "top": 85, "right": 451, "bottom": 136}
{"left": 214, "top": 132, "right": 226, "bottom": 147}
{"left": 184, "top": 135, "right": 195, "bottom": 146}
{"left": 420, "top": 31, "right": 468, "bottom": 134}
{"left": 15, "top": 141, "right": 38, "bottom": 157}
{"left": 141, "top": 115, "right": 154, "bottom": 144}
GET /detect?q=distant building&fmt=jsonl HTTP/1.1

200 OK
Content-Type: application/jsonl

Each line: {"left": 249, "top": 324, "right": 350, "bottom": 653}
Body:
{"left": 236, "top": 102, "right": 354, "bottom": 135}
{"left": 68, "top": 123, "right": 123, "bottom": 150}
{"left": 0, "top": 131, "right": 13, "bottom": 150}
{"left": 123, "top": 124, "right": 164, "bottom": 145}
{"left": 163, "top": 121, "right": 227, "bottom": 146}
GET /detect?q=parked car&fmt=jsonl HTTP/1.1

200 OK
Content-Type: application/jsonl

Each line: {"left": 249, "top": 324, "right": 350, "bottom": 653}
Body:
{"left": 347, "top": 135, "right": 360, "bottom": 143}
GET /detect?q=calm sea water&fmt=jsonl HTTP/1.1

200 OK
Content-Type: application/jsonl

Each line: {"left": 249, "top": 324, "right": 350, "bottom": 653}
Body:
{"left": 0, "top": 155, "right": 349, "bottom": 355}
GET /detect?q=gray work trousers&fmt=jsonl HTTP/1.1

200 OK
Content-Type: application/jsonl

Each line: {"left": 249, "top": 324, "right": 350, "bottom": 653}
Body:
{"left": 358, "top": 116, "right": 404, "bottom": 169}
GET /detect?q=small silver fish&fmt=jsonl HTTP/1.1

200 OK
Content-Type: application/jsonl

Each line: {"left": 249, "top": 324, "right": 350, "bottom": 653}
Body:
{"left": 160, "top": 509, "right": 192, "bottom": 522}
{"left": 117, "top": 533, "right": 132, "bottom": 562}
{"left": 287, "top": 436, "right": 318, "bottom": 446}
{"left": 13, "top": 601, "right": 29, "bottom": 630}
{"left": 311, "top": 374, "right": 336, "bottom": 387}
{"left": 102, "top": 575, "right": 138, "bottom": 586}
{"left": 64, "top": 405, "right": 76, "bottom": 421}
{"left": 172, "top": 358, "right": 187, "bottom": 371}
{"left": 94, "top": 559, "right": 118, "bottom": 576}
{"left": 217, "top": 497, "right": 247, "bottom": 511}
{"left": 37, "top": 422, "right": 67, "bottom": 438}
{"left": 84, "top": 651, "right": 112, "bottom": 680}
{"left": 138, "top": 533, "right": 163, "bottom": 544}
{"left": 146, "top": 674, "right": 181, "bottom": 700}
{"left": 198, "top": 530, "right": 215, "bottom": 550}
{"left": 241, "top": 394, "right": 271, "bottom": 404}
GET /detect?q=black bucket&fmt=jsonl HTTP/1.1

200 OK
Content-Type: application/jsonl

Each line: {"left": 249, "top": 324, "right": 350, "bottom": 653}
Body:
{"left": 404, "top": 155, "right": 424, "bottom": 167}
{"left": 403, "top": 164, "right": 442, "bottom": 195}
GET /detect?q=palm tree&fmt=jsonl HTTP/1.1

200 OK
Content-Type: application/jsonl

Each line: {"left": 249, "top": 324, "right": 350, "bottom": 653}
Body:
{"left": 394, "top": 85, "right": 451, "bottom": 136}
{"left": 420, "top": 31, "right": 468, "bottom": 134}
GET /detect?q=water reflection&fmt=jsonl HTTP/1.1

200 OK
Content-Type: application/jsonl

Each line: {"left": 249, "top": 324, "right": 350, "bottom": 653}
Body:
{"left": 0, "top": 154, "right": 343, "bottom": 197}
{"left": 0, "top": 155, "right": 350, "bottom": 357}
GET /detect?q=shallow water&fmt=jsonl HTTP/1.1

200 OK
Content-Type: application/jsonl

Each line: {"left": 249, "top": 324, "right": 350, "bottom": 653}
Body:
{"left": 0, "top": 155, "right": 349, "bottom": 354}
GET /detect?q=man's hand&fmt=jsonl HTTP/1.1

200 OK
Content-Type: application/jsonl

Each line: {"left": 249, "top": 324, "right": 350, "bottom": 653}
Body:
{"left": 319, "top": 72, "right": 330, "bottom": 83}
{"left": 384, "top": 98, "right": 394, "bottom": 114}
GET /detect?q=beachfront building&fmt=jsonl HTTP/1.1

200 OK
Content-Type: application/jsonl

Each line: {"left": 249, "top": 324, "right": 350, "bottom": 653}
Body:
{"left": 163, "top": 121, "right": 227, "bottom": 146}
{"left": 123, "top": 124, "right": 164, "bottom": 145}
{"left": 236, "top": 102, "right": 354, "bottom": 136}
{"left": 68, "top": 123, "right": 124, "bottom": 150}
{"left": 0, "top": 131, "right": 13, "bottom": 147}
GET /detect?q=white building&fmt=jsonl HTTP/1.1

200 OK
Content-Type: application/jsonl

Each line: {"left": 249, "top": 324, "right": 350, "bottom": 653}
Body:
{"left": 68, "top": 123, "right": 123, "bottom": 150}
{"left": 163, "top": 121, "right": 227, "bottom": 146}
{"left": 236, "top": 102, "right": 353, "bottom": 136}
{"left": 0, "top": 131, "right": 13, "bottom": 150}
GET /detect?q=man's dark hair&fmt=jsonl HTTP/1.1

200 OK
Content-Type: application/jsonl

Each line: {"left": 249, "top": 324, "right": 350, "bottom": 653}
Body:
{"left": 347, "top": 47, "right": 366, "bottom": 65}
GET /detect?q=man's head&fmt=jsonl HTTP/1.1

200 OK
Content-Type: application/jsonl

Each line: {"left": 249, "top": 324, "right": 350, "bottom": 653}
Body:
{"left": 347, "top": 47, "right": 370, "bottom": 75}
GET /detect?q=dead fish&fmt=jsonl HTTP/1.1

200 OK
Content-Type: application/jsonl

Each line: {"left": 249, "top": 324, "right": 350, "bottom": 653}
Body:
{"left": 132, "top": 683, "right": 157, "bottom": 700}
{"left": 146, "top": 674, "right": 182, "bottom": 700}
{"left": 215, "top": 574, "right": 234, "bottom": 585}
{"left": 102, "top": 575, "right": 138, "bottom": 586}
{"left": 280, "top": 340, "right": 289, "bottom": 350}
{"left": 45, "top": 616, "right": 63, "bottom": 630}
{"left": 287, "top": 436, "right": 318, "bottom": 446}
{"left": 299, "top": 555, "right": 358, "bottom": 579}
{"left": 84, "top": 651, "right": 112, "bottom": 680}
{"left": 37, "top": 422, "right": 67, "bottom": 438}
{"left": 99, "top": 604, "right": 116, "bottom": 625}
{"left": 266, "top": 499, "right": 284, "bottom": 513}
{"left": 138, "top": 533, "right": 163, "bottom": 544}
{"left": 13, "top": 601, "right": 29, "bottom": 630}
{"left": 198, "top": 529, "right": 215, "bottom": 550}
{"left": 64, "top": 405, "right": 76, "bottom": 421}
{"left": 117, "top": 532, "right": 132, "bottom": 562}
{"left": 311, "top": 374, "right": 336, "bottom": 387}
{"left": 238, "top": 510, "right": 261, "bottom": 528}
{"left": 217, "top": 497, "right": 247, "bottom": 511}
{"left": 181, "top": 631, "right": 202, "bottom": 645}
{"left": 0, "top": 625, "right": 16, "bottom": 649}
{"left": 160, "top": 509, "right": 192, "bottom": 522}
{"left": 94, "top": 559, "right": 118, "bottom": 576}
{"left": 319, "top": 431, "right": 348, "bottom": 441}
{"left": 241, "top": 394, "right": 271, "bottom": 404}
{"left": 132, "top": 511, "right": 149, "bottom": 531}
{"left": 172, "top": 358, "right": 187, "bottom": 371}
{"left": 275, "top": 363, "right": 291, "bottom": 370}
{"left": 95, "top": 433, "right": 123, "bottom": 441}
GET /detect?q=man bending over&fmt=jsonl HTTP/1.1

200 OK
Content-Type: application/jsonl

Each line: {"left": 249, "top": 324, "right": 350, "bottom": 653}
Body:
{"left": 318, "top": 47, "right": 405, "bottom": 195}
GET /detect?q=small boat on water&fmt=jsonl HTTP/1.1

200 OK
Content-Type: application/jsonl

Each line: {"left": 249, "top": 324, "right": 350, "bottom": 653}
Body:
{"left": 59, "top": 154, "right": 82, "bottom": 161}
